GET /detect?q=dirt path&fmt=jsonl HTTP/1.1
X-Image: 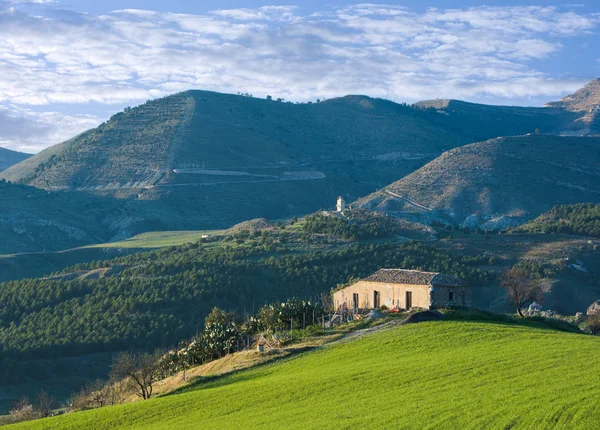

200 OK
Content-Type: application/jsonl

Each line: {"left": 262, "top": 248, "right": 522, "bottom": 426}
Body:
{"left": 330, "top": 318, "right": 404, "bottom": 346}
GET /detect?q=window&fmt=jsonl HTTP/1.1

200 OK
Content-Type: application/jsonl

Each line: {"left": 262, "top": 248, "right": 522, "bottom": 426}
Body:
{"left": 449, "top": 290, "right": 454, "bottom": 301}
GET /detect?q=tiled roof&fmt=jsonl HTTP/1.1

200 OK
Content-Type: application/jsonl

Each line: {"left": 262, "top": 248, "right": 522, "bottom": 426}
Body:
{"left": 363, "top": 269, "right": 466, "bottom": 287}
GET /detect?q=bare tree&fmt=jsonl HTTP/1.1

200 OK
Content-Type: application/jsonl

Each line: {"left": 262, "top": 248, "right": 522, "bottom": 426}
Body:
{"left": 36, "top": 390, "right": 57, "bottom": 418}
{"left": 84, "top": 379, "right": 114, "bottom": 408}
{"left": 500, "top": 268, "right": 543, "bottom": 317}
{"left": 587, "top": 315, "right": 600, "bottom": 335}
{"left": 110, "top": 351, "right": 162, "bottom": 400}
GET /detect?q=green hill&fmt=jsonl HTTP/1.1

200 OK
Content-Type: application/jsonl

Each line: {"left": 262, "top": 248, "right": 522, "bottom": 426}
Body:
{"left": 357, "top": 135, "right": 600, "bottom": 229}
{"left": 0, "top": 147, "right": 30, "bottom": 172}
{"left": 11, "top": 319, "right": 600, "bottom": 429}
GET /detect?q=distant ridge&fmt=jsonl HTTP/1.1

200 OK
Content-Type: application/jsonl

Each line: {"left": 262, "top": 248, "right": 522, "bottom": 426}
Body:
{"left": 0, "top": 146, "right": 30, "bottom": 172}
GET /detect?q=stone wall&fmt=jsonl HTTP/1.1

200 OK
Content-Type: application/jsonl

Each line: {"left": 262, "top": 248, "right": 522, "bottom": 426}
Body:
{"left": 430, "top": 285, "right": 471, "bottom": 308}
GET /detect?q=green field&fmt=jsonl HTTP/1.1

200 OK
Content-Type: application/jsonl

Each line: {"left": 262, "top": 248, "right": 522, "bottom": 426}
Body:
{"left": 84, "top": 230, "right": 225, "bottom": 249}
{"left": 13, "top": 319, "right": 600, "bottom": 429}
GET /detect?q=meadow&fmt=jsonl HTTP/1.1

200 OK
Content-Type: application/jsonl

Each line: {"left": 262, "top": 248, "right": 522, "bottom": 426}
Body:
{"left": 12, "top": 319, "right": 600, "bottom": 429}
{"left": 84, "top": 230, "right": 225, "bottom": 249}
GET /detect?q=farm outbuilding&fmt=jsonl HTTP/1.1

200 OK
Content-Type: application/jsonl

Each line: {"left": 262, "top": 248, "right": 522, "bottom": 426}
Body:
{"left": 333, "top": 269, "right": 471, "bottom": 311}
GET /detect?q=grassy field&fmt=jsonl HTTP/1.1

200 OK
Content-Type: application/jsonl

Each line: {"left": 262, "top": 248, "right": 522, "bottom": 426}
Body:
{"left": 84, "top": 230, "right": 225, "bottom": 249}
{"left": 12, "top": 319, "right": 600, "bottom": 429}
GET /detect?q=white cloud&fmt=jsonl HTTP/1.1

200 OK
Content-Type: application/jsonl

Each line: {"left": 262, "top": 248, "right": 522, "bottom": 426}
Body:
{"left": 0, "top": 3, "right": 598, "bottom": 153}
{"left": 212, "top": 6, "right": 298, "bottom": 22}
{"left": 0, "top": 106, "right": 100, "bottom": 153}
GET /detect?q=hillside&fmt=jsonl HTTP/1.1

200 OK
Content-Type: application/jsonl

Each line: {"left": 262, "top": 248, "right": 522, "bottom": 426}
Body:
{"left": 11, "top": 319, "right": 600, "bottom": 429}
{"left": 513, "top": 204, "right": 600, "bottom": 237}
{"left": 0, "top": 239, "right": 490, "bottom": 362}
{"left": 0, "top": 223, "right": 494, "bottom": 412}
{"left": 0, "top": 181, "right": 114, "bottom": 254}
{"left": 546, "top": 79, "right": 600, "bottom": 112}
{"left": 414, "top": 98, "right": 588, "bottom": 136}
{"left": 357, "top": 135, "right": 600, "bottom": 229}
{"left": 0, "top": 92, "right": 467, "bottom": 192}
{"left": 1, "top": 88, "right": 594, "bottom": 254}
{"left": 2, "top": 213, "right": 600, "bottom": 412}
{"left": 0, "top": 147, "right": 30, "bottom": 172}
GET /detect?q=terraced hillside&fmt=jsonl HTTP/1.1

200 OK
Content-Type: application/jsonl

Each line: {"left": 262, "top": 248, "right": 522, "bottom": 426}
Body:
{"left": 1, "top": 92, "right": 460, "bottom": 191}
{"left": 2, "top": 89, "right": 594, "bottom": 249}
{"left": 357, "top": 135, "right": 600, "bottom": 229}
{"left": 11, "top": 319, "right": 600, "bottom": 429}
{"left": 0, "top": 147, "right": 30, "bottom": 172}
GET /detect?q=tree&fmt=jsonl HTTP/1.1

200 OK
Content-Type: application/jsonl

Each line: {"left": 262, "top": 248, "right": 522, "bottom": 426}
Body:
{"left": 587, "top": 315, "right": 600, "bottom": 335}
{"left": 205, "top": 307, "right": 240, "bottom": 327}
{"left": 36, "top": 390, "right": 57, "bottom": 418}
{"left": 110, "top": 351, "right": 162, "bottom": 400}
{"left": 500, "top": 268, "right": 542, "bottom": 317}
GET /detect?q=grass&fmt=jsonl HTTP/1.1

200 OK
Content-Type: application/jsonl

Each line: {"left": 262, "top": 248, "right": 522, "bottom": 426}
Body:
{"left": 84, "top": 230, "right": 225, "bottom": 249}
{"left": 12, "top": 320, "right": 600, "bottom": 429}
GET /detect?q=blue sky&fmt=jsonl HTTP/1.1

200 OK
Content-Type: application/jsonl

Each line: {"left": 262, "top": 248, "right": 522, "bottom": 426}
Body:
{"left": 1, "top": 0, "right": 599, "bottom": 153}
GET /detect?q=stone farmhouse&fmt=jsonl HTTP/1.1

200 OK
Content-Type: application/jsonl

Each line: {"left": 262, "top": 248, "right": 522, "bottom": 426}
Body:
{"left": 333, "top": 269, "right": 471, "bottom": 311}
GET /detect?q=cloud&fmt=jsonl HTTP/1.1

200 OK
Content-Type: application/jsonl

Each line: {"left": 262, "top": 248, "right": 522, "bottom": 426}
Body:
{"left": 211, "top": 6, "right": 298, "bottom": 22}
{"left": 0, "top": 107, "right": 99, "bottom": 153}
{"left": 0, "top": 3, "right": 599, "bottom": 153}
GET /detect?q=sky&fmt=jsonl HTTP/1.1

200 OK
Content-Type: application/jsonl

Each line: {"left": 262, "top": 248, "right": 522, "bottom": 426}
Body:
{"left": 1, "top": 1, "right": 599, "bottom": 154}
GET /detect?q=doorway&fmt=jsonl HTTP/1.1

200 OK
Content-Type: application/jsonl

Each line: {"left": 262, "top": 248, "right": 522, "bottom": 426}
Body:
{"left": 373, "top": 291, "right": 380, "bottom": 308}
{"left": 405, "top": 291, "right": 412, "bottom": 309}
{"left": 353, "top": 293, "right": 359, "bottom": 310}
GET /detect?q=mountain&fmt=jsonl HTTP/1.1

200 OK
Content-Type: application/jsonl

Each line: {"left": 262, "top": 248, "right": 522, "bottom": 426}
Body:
{"left": 356, "top": 135, "right": 600, "bottom": 229}
{"left": 0, "top": 92, "right": 464, "bottom": 189}
{"left": 1, "top": 90, "right": 594, "bottom": 250}
{"left": 0, "top": 146, "right": 30, "bottom": 172}
{"left": 546, "top": 79, "right": 600, "bottom": 112}
{"left": 2, "top": 81, "right": 599, "bottom": 253}
{"left": 545, "top": 78, "right": 600, "bottom": 132}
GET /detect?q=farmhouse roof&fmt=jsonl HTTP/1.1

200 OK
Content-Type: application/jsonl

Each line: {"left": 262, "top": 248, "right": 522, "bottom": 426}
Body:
{"left": 363, "top": 269, "right": 466, "bottom": 287}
